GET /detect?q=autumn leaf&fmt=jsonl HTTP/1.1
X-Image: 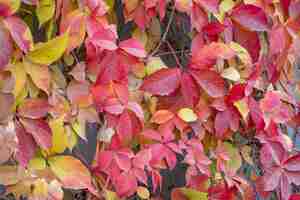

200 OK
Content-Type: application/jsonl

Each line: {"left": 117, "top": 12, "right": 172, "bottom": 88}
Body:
{"left": 20, "top": 118, "right": 52, "bottom": 149}
{"left": 48, "top": 155, "right": 95, "bottom": 191}
{"left": 60, "top": 9, "right": 86, "bottom": 53}
{"left": 119, "top": 38, "right": 147, "bottom": 58}
{"left": 24, "top": 60, "right": 51, "bottom": 94}
{"left": 17, "top": 98, "right": 50, "bottom": 119}
{"left": 26, "top": 32, "right": 69, "bottom": 65}
{"left": 3, "top": 16, "right": 33, "bottom": 53}
{"left": 0, "top": 25, "right": 13, "bottom": 70}
{"left": 140, "top": 68, "right": 181, "bottom": 95}
{"left": 190, "top": 42, "right": 235, "bottom": 69}
{"left": 49, "top": 117, "right": 68, "bottom": 154}
{"left": 36, "top": 0, "right": 55, "bottom": 26}
{"left": 191, "top": 70, "right": 227, "bottom": 98}
{"left": 177, "top": 108, "right": 198, "bottom": 122}
{"left": 231, "top": 4, "right": 269, "bottom": 31}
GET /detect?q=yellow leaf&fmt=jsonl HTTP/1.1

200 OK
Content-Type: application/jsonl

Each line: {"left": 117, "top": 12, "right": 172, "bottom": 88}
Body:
{"left": 28, "top": 157, "right": 47, "bottom": 170}
{"left": 177, "top": 108, "right": 198, "bottom": 122}
{"left": 221, "top": 67, "right": 241, "bottom": 82}
{"left": 8, "top": 62, "right": 27, "bottom": 97}
{"left": 32, "top": 179, "right": 48, "bottom": 199}
{"left": 234, "top": 98, "right": 249, "bottom": 120}
{"left": 36, "top": 0, "right": 55, "bottom": 26}
{"left": 146, "top": 57, "right": 167, "bottom": 75}
{"left": 26, "top": 32, "right": 69, "bottom": 65}
{"left": 137, "top": 186, "right": 150, "bottom": 199}
{"left": 24, "top": 60, "right": 50, "bottom": 94}
{"left": 105, "top": 190, "right": 119, "bottom": 200}
{"left": 49, "top": 117, "right": 68, "bottom": 154}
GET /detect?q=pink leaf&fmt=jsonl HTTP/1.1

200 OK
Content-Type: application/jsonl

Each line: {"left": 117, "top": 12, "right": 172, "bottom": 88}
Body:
{"left": 0, "top": 25, "right": 13, "bottom": 70}
{"left": 3, "top": 16, "right": 33, "bottom": 53}
{"left": 119, "top": 38, "right": 147, "bottom": 58}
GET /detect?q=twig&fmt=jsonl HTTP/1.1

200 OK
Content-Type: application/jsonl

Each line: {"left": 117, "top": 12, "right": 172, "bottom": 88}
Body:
{"left": 166, "top": 41, "right": 184, "bottom": 69}
{"left": 148, "top": 6, "right": 176, "bottom": 58}
{"left": 154, "top": 50, "right": 191, "bottom": 57}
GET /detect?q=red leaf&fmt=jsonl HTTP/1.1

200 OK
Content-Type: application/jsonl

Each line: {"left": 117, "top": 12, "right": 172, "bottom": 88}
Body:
{"left": 190, "top": 42, "right": 235, "bottom": 69}
{"left": 119, "top": 38, "right": 147, "bottom": 58}
{"left": 231, "top": 4, "right": 269, "bottom": 31}
{"left": 116, "top": 110, "right": 133, "bottom": 144}
{"left": 151, "top": 110, "right": 175, "bottom": 124}
{"left": 191, "top": 70, "right": 227, "bottom": 98}
{"left": 17, "top": 98, "right": 50, "bottom": 119}
{"left": 233, "top": 25, "right": 261, "bottom": 63}
{"left": 140, "top": 68, "right": 181, "bottom": 96}
{"left": 180, "top": 72, "right": 200, "bottom": 107}
{"left": 3, "top": 16, "right": 33, "bottom": 53}
{"left": 20, "top": 118, "right": 52, "bottom": 149}
{"left": 15, "top": 121, "right": 37, "bottom": 167}
{"left": 0, "top": 25, "right": 13, "bottom": 70}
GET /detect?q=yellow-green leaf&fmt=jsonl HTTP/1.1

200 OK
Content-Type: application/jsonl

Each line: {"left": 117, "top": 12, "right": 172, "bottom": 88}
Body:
{"left": 177, "top": 108, "right": 198, "bottom": 122}
{"left": 28, "top": 157, "right": 46, "bottom": 170}
{"left": 233, "top": 98, "right": 249, "bottom": 120}
{"left": 36, "top": 0, "right": 55, "bottom": 26}
{"left": 180, "top": 188, "right": 208, "bottom": 200}
{"left": 223, "top": 142, "right": 242, "bottom": 173}
{"left": 49, "top": 117, "right": 68, "bottom": 154}
{"left": 26, "top": 32, "right": 69, "bottom": 65}
{"left": 146, "top": 57, "right": 167, "bottom": 75}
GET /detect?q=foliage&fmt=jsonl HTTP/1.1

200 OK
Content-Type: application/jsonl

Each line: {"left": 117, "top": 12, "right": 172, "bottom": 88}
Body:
{"left": 0, "top": 0, "right": 300, "bottom": 200}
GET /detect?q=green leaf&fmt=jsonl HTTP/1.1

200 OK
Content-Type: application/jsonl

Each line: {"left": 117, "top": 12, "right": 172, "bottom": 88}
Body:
{"left": 26, "top": 32, "right": 69, "bottom": 65}
{"left": 180, "top": 188, "right": 208, "bottom": 200}
{"left": 223, "top": 142, "right": 242, "bottom": 173}
{"left": 36, "top": 0, "right": 55, "bottom": 26}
